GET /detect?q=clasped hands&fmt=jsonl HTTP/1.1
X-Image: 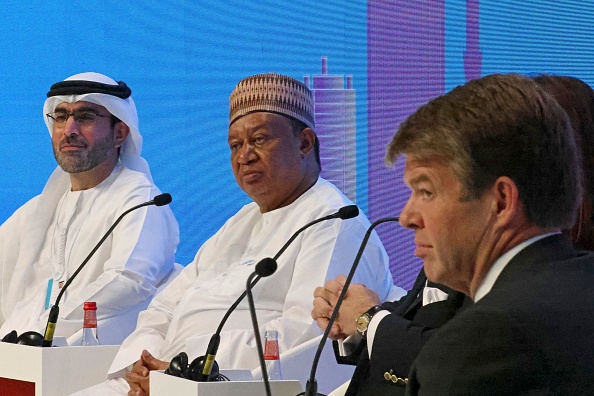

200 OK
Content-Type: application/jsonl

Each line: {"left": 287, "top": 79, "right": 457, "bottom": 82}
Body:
{"left": 311, "top": 275, "right": 380, "bottom": 340}
{"left": 125, "top": 349, "right": 170, "bottom": 396}
{"left": 124, "top": 276, "right": 381, "bottom": 394}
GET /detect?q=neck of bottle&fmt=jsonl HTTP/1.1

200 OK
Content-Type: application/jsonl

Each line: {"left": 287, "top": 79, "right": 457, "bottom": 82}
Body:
{"left": 83, "top": 308, "right": 97, "bottom": 328}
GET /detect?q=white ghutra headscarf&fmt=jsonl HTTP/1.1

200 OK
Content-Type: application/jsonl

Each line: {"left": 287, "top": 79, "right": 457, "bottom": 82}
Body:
{"left": 1, "top": 72, "right": 153, "bottom": 322}
{"left": 42, "top": 71, "right": 152, "bottom": 182}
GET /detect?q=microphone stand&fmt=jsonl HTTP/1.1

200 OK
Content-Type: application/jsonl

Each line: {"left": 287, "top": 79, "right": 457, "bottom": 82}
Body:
{"left": 192, "top": 258, "right": 277, "bottom": 381}
{"left": 303, "top": 217, "right": 400, "bottom": 396}
{"left": 42, "top": 194, "right": 171, "bottom": 347}
{"left": 190, "top": 206, "right": 360, "bottom": 381}
{"left": 246, "top": 271, "right": 271, "bottom": 396}
{"left": 272, "top": 207, "right": 354, "bottom": 261}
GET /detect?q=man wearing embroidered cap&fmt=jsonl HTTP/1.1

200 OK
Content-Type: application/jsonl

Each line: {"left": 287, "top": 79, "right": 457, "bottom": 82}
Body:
{"left": 0, "top": 72, "right": 179, "bottom": 345}
{"left": 74, "top": 73, "right": 397, "bottom": 395}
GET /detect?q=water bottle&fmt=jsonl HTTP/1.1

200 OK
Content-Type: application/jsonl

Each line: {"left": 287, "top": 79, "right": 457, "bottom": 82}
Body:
{"left": 81, "top": 301, "right": 100, "bottom": 346}
{"left": 264, "top": 329, "right": 282, "bottom": 380}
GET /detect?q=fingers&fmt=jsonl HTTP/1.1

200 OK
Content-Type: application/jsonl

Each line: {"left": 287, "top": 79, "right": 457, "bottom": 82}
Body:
{"left": 126, "top": 356, "right": 152, "bottom": 396}
{"left": 312, "top": 277, "right": 350, "bottom": 334}
{"left": 313, "top": 297, "right": 333, "bottom": 331}
{"left": 312, "top": 284, "right": 336, "bottom": 323}
{"left": 127, "top": 388, "right": 146, "bottom": 396}
{"left": 130, "top": 358, "right": 149, "bottom": 377}
{"left": 125, "top": 372, "right": 144, "bottom": 396}
{"left": 312, "top": 286, "right": 328, "bottom": 301}
{"left": 324, "top": 279, "right": 345, "bottom": 296}
{"left": 141, "top": 349, "right": 170, "bottom": 371}
{"left": 126, "top": 370, "right": 147, "bottom": 384}
{"left": 140, "top": 350, "right": 152, "bottom": 368}
{"left": 315, "top": 316, "right": 329, "bottom": 332}
{"left": 315, "top": 315, "right": 347, "bottom": 341}
{"left": 327, "top": 276, "right": 370, "bottom": 301}
{"left": 313, "top": 274, "right": 376, "bottom": 338}
{"left": 335, "top": 275, "right": 347, "bottom": 286}
{"left": 312, "top": 279, "right": 344, "bottom": 310}
{"left": 126, "top": 370, "right": 149, "bottom": 396}
{"left": 312, "top": 293, "right": 334, "bottom": 317}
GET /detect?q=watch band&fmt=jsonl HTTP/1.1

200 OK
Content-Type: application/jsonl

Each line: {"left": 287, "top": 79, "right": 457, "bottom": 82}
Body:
{"left": 364, "top": 304, "right": 385, "bottom": 318}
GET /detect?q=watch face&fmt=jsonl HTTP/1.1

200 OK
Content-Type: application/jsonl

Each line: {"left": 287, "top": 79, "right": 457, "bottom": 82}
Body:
{"left": 356, "top": 314, "right": 370, "bottom": 332}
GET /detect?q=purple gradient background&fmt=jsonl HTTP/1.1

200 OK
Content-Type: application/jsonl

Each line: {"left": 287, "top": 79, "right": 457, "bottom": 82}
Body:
{"left": 367, "top": 1, "right": 447, "bottom": 288}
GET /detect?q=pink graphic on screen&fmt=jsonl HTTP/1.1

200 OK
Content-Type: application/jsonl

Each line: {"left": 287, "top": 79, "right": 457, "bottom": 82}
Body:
{"left": 301, "top": 2, "right": 482, "bottom": 288}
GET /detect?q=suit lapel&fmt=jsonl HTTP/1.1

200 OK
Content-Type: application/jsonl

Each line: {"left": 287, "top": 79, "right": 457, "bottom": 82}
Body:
{"left": 346, "top": 269, "right": 426, "bottom": 396}
{"left": 395, "top": 269, "right": 427, "bottom": 317}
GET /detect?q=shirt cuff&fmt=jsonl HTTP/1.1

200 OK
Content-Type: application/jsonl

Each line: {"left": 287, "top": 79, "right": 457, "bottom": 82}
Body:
{"left": 337, "top": 333, "right": 363, "bottom": 356}
{"left": 366, "top": 310, "right": 390, "bottom": 359}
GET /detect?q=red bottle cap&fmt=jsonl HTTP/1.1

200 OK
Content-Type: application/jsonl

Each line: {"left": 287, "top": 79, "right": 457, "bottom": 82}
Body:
{"left": 84, "top": 301, "right": 97, "bottom": 310}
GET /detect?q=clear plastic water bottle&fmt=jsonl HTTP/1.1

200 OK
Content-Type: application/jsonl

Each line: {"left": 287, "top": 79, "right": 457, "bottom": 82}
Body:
{"left": 81, "top": 301, "right": 100, "bottom": 346}
{"left": 264, "top": 329, "right": 282, "bottom": 380}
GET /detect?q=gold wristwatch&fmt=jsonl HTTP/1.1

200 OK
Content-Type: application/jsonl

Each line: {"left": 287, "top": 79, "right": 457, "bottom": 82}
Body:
{"left": 356, "top": 305, "right": 384, "bottom": 338}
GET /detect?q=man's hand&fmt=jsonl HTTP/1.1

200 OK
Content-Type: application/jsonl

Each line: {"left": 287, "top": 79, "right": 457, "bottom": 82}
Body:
{"left": 312, "top": 275, "right": 381, "bottom": 339}
{"left": 313, "top": 277, "right": 348, "bottom": 340}
{"left": 126, "top": 350, "right": 170, "bottom": 396}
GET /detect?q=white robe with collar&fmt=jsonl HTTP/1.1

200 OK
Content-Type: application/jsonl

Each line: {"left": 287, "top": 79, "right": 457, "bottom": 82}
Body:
{"left": 107, "top": 177, "right": 397, "bottom": 378}
{"left": 0, "top": 164, "right": 179, "bottom": 345}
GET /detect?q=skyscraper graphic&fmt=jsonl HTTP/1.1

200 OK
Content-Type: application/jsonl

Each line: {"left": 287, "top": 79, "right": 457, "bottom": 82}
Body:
{"left": 304, "top": 56, "right": 357, "bottom": 202}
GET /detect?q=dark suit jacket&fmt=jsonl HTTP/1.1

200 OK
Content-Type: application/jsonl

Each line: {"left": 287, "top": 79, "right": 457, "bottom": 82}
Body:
{"left": 407, "top": 234, "right": 594, "bottom": 395}
{"left": 336, "top": 268, "right": 470, "bottom": 396}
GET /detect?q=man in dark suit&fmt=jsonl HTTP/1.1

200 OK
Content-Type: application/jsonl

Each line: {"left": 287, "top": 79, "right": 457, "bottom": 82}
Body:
{"left": 319, "top": 269, "right": 469, "bottom": 395}
{"left": 383, "top": 73, "right": 594, "bottom": 394}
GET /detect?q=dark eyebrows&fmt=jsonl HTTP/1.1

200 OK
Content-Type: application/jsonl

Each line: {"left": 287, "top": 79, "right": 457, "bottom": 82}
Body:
{"left": 53, "top": 105, "right": 103, "bottom": 114}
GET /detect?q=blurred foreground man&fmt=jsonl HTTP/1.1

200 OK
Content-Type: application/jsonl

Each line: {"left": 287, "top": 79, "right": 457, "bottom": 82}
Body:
{"left": 75, "top": 73, "right": 396, "bottom": 395}
{"left": 388, "top": 73, "right": 594, "bottom": 395}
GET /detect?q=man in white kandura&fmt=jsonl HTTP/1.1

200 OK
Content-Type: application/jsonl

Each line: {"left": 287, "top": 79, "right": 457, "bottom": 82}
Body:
{"left": 0, "top": 72, "right": 179, "bottom": 345}
{"left": 74, "top": 73, "right": 401, "bottom": 395}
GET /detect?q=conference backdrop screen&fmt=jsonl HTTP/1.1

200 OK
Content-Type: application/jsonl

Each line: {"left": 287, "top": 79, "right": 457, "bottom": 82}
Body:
{"left": 1, "top": 0, "right": 592, "bottom": 288}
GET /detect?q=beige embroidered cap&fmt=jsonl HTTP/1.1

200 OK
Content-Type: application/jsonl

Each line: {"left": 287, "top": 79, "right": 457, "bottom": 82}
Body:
{"left": 229, "top": 73, "right": 315, "bottom": 129}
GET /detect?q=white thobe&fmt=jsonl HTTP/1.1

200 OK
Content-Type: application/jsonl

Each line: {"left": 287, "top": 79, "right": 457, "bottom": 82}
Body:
{"left": 0, "top": 164, "right": 179, "bottom": 344}
{"left": 105, "top": 178, "right": 395, "bottom": 385}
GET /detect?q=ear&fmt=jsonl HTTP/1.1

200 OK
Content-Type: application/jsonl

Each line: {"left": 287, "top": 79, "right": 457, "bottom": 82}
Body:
{"left": 113, "top": 122, "right": 130, "bottom": 148}
{"left": 490, "top": 176, "right": 520, "bottom": 226}
{"left": 298, "top": 127, "right": 316, "bottom": 157}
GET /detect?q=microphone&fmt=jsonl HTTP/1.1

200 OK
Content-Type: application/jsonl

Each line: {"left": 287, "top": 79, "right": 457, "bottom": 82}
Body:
{"left": 40, "top": 193, "right": 173, "bottom": 347}
{"left": 183, "top": 205, "right": 359, "bottom": 384}
{"left": 186, "top": 258, "right": 278, "bottom": 382}
{"left": 334, "top": 205, "right": 359, "bottom": 220}
{"left": 254, "top": 257, "right": 278, "bottom": 277}
{"left": 245, "top": 260, "right": 278, "bottom": 396}
{"left": 302, "top": 216, "right": 400, "bottom": 396}
{"left": 152, "top": 193, "right": 172, "bottom": 207}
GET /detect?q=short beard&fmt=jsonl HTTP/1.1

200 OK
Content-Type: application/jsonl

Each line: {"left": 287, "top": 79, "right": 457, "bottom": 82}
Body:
{"left": 53, "top": 135, "right": 116, "bottom": 174}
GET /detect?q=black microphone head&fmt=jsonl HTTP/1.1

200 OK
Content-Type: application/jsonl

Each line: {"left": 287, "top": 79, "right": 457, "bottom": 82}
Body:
{"left": 255, "top": 258, "right": 277, "bottom": 277}
{"left": 337, "top": 205, "right": 359, "bottom": 220}
{"left": 153, "top": 193, "right": 172, "bottom": 206}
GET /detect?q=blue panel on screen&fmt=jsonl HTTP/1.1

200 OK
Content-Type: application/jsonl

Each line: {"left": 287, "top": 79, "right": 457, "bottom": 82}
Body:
{"left": 0, "top": 0, "right": 593, "bottom": 287}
